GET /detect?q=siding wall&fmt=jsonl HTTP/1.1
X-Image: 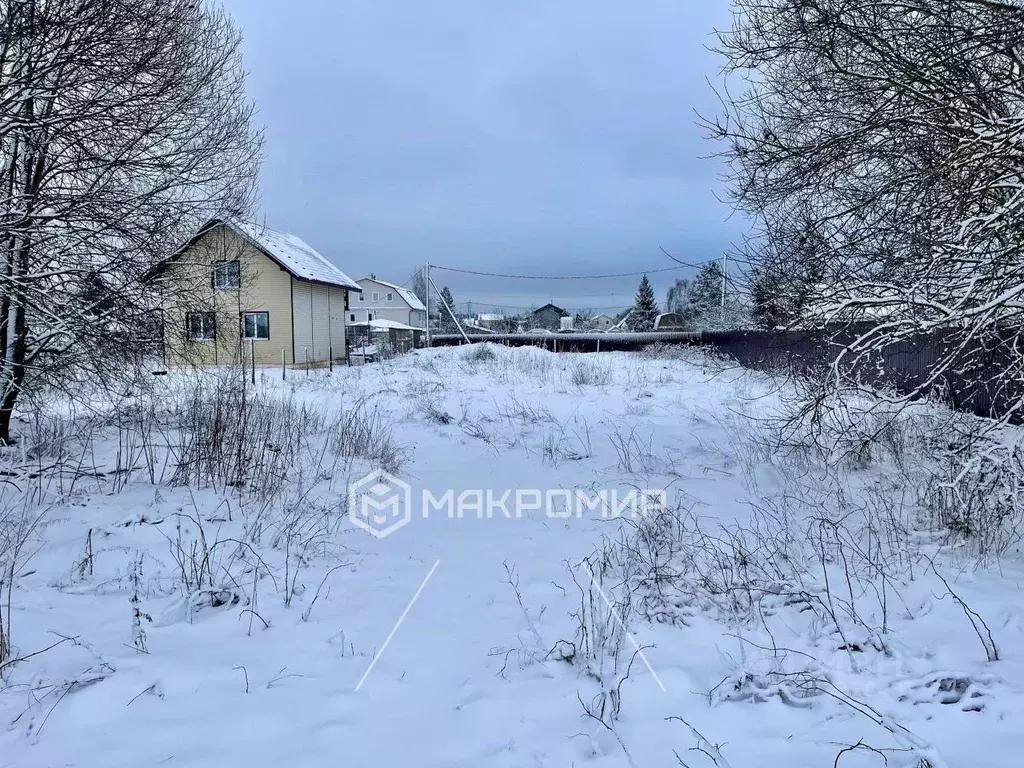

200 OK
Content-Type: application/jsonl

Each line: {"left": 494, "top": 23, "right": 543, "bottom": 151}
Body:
{"left": 350, "top": 306, "right": 416, "bottom": 326}
{"left": 292, "top": 279, "right": 312, "bottom": 364}
{"left": 162, "top": 225, "right": 295, "bottom": 368}
{"left": 353, "top": 278, "right": 424, "bottom": 329}
{"left": 311, "top": 283, "right": 331, "bottom": 360}
{"left": 291, "top": 280, "right": 348, "bottom": 363}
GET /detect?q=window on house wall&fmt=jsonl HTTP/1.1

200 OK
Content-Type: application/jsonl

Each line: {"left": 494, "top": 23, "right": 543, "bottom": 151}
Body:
{"left": 241, "top": 311, "right": 270, "bottom": 340}
{"left": 372, "top": 292, "right": 379, "bottom": 302}
{"left": 358, "top": 293, "right": 364, "bottom": 301}
{"left": 186, "top": 312, "right": 216, "bottom": 341}
{"left": 350, "top": 314, "right": 355, "bottom": 322}
{"left": 386, "top": 292, "right": 393, "bottom": 302}
{"left": 212, "top": 260, "right": 240, "bottom": 290}
{"left": 368, "top": 312, "right": 373, "bottom": 321}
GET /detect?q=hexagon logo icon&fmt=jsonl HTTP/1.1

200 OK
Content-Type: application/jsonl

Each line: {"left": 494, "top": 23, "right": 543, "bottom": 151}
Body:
{"left": 348, "top": 470, "right": 413, "bottom": 539}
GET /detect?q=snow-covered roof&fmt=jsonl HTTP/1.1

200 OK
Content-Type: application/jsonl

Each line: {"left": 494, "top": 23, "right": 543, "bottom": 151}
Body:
{"left": 358, "top": 277, "right": 426, "bottom": 311}
{"left": 231, "top": 221, "right": 361, "bottom": 291}
{"left": 349, "top": 318, "right": 421, "bottom": 331}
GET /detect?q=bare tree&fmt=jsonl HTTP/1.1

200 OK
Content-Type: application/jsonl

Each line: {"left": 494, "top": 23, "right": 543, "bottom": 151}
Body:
{"left": 407, "top": 267, "right": 428, "bottom": 310}
{"left": 708, "top": 0, "right": 1024, "bottom": 419}
{"left": 0, "top": 0, "right": 263, "bottom": 443}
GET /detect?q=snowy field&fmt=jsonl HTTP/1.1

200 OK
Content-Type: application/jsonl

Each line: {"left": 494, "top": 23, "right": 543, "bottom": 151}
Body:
{"left": 1, "top": 344, "right": 1021, "bottom": 768}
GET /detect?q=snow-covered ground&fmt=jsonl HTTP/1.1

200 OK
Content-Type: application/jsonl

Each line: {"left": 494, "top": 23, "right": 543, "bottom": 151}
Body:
{"left": 1, "top": 344, "right": 1021, "bottom": 767}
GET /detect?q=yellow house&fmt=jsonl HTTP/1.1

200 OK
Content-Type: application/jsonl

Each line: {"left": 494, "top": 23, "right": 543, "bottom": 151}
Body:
{"left": 155, "top": 219, "right": 361, "bottom": 368}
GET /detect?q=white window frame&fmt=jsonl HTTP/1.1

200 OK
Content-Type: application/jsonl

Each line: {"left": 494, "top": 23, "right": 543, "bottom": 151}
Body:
{"left": 386, "top": 292, "right": 393, "bottom": 302}
{"left": 241, "top": 311, "right": 270, "bottom": 340}
{"left": 372, "top": 291, "right": 380, "bottom": 302}
{"left": 358, "top": 293, "right": 364, "bottom": 301}
{"left": 212, "top": 260, "right": 240, "bottom": 291}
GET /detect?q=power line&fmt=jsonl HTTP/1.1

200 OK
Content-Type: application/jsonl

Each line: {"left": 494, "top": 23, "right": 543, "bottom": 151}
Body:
{"left": 431, "top": 262, "right": 707, "bottom": 280}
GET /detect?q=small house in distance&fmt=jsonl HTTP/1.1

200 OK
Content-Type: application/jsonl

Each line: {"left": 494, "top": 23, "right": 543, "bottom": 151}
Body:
{"left": 531, "top": 303, "right": 568, "bottom": 331}
{"left": 154, "top": 220, "right": 361, "bottom": 367}
{"left": 353, "top": 276, "right": 427, "bottom": 331}
{"left": 477, "top": 313, "right": 506, "bottom": 331}
{"left": 578, "top": 313, "right": 615, "bottom": 331}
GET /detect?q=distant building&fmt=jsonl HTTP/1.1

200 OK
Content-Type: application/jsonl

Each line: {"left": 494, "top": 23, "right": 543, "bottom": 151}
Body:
{"left": 531, "top": 303, "right": 568, "bottom": 331}
{"left": 354, "top": 276, "right": 427, "bottom": 330}
{"left": 591, "top": 314, "right": 614, "bottom": 331}
{"left": 606, "top": 309, "right": 633, "bottom": 333}
{"left": 463, "top": 320, "right": 495, "bottom": 334}
{"left": 477, "top": 313, "right": 505, "bottom": 330}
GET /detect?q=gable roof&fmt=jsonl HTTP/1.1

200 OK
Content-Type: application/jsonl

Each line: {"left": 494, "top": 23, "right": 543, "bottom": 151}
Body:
{"left": 533, "top": 303, "right": 567, "bottom": 315}
{"left": 358, "top": 277, "right": 426, "bottom": 311}
{"left": 165, "top": 219, "right": 362, "bottom": 291}
{"left": 232, "top": 221, "right": 361, "bottom": 291}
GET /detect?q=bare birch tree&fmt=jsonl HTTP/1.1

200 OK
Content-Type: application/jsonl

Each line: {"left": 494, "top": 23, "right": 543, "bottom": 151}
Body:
{"left": 0, "top": 0, "right": 263, "bottom": 443}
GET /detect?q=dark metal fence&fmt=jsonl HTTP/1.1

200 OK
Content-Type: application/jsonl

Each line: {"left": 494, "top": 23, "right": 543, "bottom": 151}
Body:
{"left": 699, "top": 325, "right": 1024, "bottom": 422}
{"left": 429, "top": 327, "right": 1024, "bottom": 421}
{"left": 430, "top": 331, "right": 701, "bottom": 352}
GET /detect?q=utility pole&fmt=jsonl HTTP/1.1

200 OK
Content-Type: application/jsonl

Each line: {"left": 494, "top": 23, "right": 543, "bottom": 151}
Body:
{"left": 428, "top": 275, "right": 471, "bottom": 344}
{"left": 425, "top": 263, "right": 431, "bottom": 347}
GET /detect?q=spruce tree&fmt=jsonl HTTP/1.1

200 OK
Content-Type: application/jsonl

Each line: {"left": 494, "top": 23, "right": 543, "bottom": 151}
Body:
{"left": 630, "top": 275, "right": 659, "bottom": 331}
{"left": 439, "top": 286, "right": 457, "bottom": 332}
{"left": 690, "top": 260, "right": 747, "bottom": 330}
{"left": 690, "top": 261, "right": 725, "bottom": 324}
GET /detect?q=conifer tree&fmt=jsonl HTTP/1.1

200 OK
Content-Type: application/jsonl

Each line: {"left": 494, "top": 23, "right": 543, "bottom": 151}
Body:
{"left": 630, "top": 275, "right": 659, "bottom": 331}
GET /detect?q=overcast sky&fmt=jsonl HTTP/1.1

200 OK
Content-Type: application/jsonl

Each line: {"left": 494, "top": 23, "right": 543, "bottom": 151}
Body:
{"left": 220, "top": 0, "right": 741, "bottom": 313}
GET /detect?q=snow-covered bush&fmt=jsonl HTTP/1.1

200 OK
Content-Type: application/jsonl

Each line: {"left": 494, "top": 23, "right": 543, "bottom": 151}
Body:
{"left": 464, "top": 343, "right": 498, "bottom": 363}
{"left": 567, "top": 358, "right": 613, "bottom": 387}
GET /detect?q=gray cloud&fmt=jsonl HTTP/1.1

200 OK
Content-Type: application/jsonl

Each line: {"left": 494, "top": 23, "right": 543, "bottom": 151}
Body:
{"left": 220, "top": 0, "right": 741, "bottom": 310}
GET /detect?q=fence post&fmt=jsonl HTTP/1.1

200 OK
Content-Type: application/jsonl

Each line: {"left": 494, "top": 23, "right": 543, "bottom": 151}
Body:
{"left": 305, "top": 347, "right": 309, "bottom": 376}
{"left": 329, "top": 346, "right": 334, "bottom": 372}
{"left": 239, "top": 341, "right": 245, "bottom": 391}
{"left": 596, "top": 338, "right": 600, "bottom": 353}
{"left": 250, "top": 339, "right": 256, "bottom": 386}
{"left": 282, "top": 348, "right": 286, "bottom": 381}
